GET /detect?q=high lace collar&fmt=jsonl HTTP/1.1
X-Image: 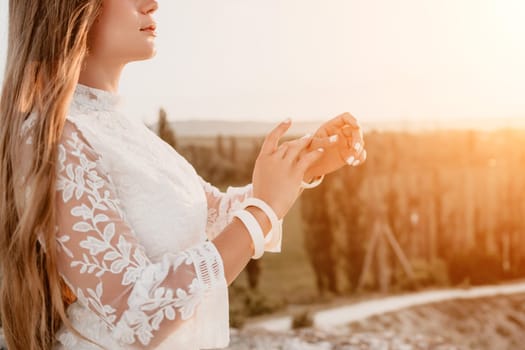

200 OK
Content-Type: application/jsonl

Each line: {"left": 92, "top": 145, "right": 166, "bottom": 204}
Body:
{"left": 72, "top": 83, "right": 123, "bottom": 113}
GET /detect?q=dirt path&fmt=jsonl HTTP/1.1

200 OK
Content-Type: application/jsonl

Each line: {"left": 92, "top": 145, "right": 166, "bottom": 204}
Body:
{"left": 225, "top": 291, "right": 525, "bottom": 349}
{"left": 246, "top": 281, "right": 525, "bottom": 332}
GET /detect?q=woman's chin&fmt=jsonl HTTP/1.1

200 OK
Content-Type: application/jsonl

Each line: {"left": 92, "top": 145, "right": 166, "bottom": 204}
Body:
{"left": 130, "top": 48, "right": 157, "bottom": 62}
{"left": 144, "top": 48, "right": 157, "bottom": 60}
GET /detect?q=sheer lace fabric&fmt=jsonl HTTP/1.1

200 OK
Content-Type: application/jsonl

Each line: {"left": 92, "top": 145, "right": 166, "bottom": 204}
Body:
{"left": 18, "top": 84, "right": 280, "bottom": 349}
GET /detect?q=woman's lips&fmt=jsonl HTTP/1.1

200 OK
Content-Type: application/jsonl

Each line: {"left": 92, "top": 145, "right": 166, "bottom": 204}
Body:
{"left": 140, "top": 23, "right": 157, "bottom": 36}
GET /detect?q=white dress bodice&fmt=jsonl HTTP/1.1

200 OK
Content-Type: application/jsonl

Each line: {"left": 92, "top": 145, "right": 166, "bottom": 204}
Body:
{"left": 19, "top": 84, "right": 281, "bottom": 350}
{"left": 65, "top": 85, "right": 209, "bottom": 260}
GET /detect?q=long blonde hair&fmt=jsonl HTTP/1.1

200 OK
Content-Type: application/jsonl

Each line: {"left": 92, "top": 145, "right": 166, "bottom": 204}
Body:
{"left": 0, "top": 1, "right": 102, "bottom": 349}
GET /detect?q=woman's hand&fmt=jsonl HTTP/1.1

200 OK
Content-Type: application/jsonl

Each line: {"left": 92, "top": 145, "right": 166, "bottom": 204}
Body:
{"left": 252, "top": 119, "right": 329, "bottom": 219}
{"left": 303, "top": 112, "right": 366, "bottom": 180}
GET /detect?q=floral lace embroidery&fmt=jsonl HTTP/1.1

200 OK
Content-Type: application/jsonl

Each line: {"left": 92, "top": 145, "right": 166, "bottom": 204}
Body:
{"left": 18, "top": 83, "right": 259, "bottom": 349}
{"left": 199, "top": 178, "right": 253, "bottom": 240}
{"left": 53, "top": 127, "right": 226, "bottom": 347}
{"left": 199, "top": 178, "right": 283, "bottom": 253}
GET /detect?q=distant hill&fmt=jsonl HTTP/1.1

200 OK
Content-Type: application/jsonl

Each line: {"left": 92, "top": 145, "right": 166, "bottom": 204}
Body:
{"left": 146, "top": 117, "right": 525, "bottom": 137}
{"left": 146, "top": 120, "right": 325, "bottom": 137}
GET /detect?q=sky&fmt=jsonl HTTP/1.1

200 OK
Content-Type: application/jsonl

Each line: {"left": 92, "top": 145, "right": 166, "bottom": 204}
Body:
{"left": 1, "top": 0, "right": 525, "bottom": 127}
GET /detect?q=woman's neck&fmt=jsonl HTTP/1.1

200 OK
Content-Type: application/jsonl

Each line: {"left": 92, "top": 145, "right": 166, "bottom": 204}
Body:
{"left": 78, "top": 55, "right": 125, "bottom": 93}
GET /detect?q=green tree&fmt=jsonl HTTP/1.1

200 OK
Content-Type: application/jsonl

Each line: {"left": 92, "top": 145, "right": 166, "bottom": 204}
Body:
{"left": 157, "top": 108, "right": 177, "bottom": 149}
{"left": 301, "top": 182, "right": 338, "bottom": 295}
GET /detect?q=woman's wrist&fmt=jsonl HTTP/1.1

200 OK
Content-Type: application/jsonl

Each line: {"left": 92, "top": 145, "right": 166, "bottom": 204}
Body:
{"left": 303, "top": 170, "right": 315, "bottom": 183}
{"left": 303, "top": 169, "right": 324, "bottom": 184}
{"left": 303, "top": 175, "right": 315, "bottom": 183}
{"left": 301, "top": 174, "right": 324, "bottom": 189}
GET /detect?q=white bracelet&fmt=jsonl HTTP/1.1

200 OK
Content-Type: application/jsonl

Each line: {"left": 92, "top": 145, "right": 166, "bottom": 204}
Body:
{"left": 241, "top": 197, "right": 280, "bottom": 232}
{"left": 232, "top": 209, "right": 265, "bottom": 259}
{"left": 241, "top": 197, "right": 282, "bottom": 251}
{"left": 300, "top": 175, "right": 325, "bottom": 189}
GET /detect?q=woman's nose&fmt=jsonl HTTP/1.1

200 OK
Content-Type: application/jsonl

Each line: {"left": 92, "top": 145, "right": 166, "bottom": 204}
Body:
{"left": 141, "top": 0, "right": 159, "bottom": 15}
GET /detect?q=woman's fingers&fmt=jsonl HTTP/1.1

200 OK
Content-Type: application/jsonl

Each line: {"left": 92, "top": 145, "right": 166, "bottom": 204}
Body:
{"left": 342, "top": 124, "right": 364, "bottom": 149}
{"left": 348, "top": 149, "right": 367, "bottom": 167}
{"left": 274, "top": 140, "right": 290, "bottom": 158}
{"left": 297, "top": 148, "right": 325, "bottom": 173}
{"left": 358, "top": 149, "right": 367, "bottom": 163}
{"left": 321, "top": 113, "right": 364, "bottom": 164}
{"left": 341, "top": 125, "right": 365, "bottom": 165}
{"left": 340, "top": 112, "right": 360, "bottom": 129}
{"left": 282, "top": 136, "right": 313, "bottom": 161}
{"left": 325, "top": 112, "right": 360, "bottom": 135}
{"left": 282, "top": 135, "right": 338, "bottom": 161}
{"left": 261, "top": 119, "right": 292, "bottom": 155}
{"left": 309, "top": 134, "right": 340, "bottom": 150}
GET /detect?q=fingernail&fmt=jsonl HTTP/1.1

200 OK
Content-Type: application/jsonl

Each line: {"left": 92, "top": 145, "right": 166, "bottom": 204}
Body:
{"left": 346, "top": 156, "right": 355, "bottom": 165}
{"left": 354, "top": 142, "right": 362, "bottom": 151}
{"left": 283, "top": 118, "right": 291, "bottom": 124}
{"left": 362, "top": 150, "right": 367, "bottom": 161}
{"left": 329, "top": 135, "right": 338, "bottom": 143}
{"left": 301, "top": 133, "right": 312, "bottom": 139}
{"left": 352, "top": 159, "right": 360, "bottom": 166}
{"left": 317, "top": 148, "right": 324, "bottom": 152}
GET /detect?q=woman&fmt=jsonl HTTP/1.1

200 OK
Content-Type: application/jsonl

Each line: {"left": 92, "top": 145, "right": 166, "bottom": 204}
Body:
{"left": 0, "top": 0, "right": 366, "bottom": 349}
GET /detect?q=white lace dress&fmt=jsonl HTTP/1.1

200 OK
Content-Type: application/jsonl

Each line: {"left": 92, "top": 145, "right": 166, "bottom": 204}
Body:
{"left": 19, "top": 84, "right": 282, "bottom": 349}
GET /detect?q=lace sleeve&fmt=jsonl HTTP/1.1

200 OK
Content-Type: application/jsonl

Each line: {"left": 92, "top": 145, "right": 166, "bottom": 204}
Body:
{"left": 198, "top": 177, "right": 252, "bottom": 240}
{"left": 53, "top": 121, "right": 228, "bottom": 347}
{"left": 198, "top": 176, "right": 282, "bottom": 252}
